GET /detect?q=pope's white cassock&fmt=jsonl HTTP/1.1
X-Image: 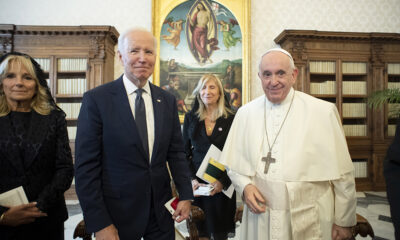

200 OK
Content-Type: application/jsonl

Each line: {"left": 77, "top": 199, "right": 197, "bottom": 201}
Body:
{"left": 219, "top": 88, "right": 357, "bottom": 240}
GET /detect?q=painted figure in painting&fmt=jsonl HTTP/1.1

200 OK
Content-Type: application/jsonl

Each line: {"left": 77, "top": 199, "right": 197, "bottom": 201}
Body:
{"left": 222, "top": 65, "right": 235, "bottom": 90}
{"left": 168, "top": 59, "right": 178, "bottom": 72}
{"left": 187, "top": 1, "right": 218, "bottom": 64}
{"left": 163, "top": 75, "right": 181, "bottom": 100}
{"left": 230, "top": 88, "right": 241, "bottom": 111}
{"left": 218, "top": 19, "right": 241, "bottom": 51}
{"left": 162, "top": 18, "right": 185, "bottom": 49}
{"left": 162, "top": 74, "right": 188, "bottom": 114}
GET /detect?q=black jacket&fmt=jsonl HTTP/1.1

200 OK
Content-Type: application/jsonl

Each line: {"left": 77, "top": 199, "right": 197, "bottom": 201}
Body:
{"left": 182, "top": 110, "right": 234, "bottom": 188}
{"left": 384, "top": 118, "right": 400, "bottom": 239}
{"left": 0, "top": 109, "right": 74, "bottom": 239}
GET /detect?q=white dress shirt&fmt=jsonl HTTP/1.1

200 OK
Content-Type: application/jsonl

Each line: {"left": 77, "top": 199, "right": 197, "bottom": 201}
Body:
{"left": 123, "top": 75, "right": 155, "bottom": 161}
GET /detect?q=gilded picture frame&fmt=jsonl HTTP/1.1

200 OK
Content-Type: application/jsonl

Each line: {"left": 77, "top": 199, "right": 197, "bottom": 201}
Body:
{"left": 152, "top": 0, "right": 251, "bottom": 123}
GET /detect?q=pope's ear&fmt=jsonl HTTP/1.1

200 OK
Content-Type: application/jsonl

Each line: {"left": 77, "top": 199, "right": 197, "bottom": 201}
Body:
{"left": 292, "top": 68, "right": 299, "bottom": 83}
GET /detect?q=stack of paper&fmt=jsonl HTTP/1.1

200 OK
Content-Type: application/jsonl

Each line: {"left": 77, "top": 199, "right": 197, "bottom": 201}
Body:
{"left": 196, "top": 145, "right": 234, "bottom": 198}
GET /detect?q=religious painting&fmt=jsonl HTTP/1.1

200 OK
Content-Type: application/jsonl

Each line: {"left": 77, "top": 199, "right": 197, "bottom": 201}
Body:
{"left": 153, "top": 0, "right": 250, "bottom": 123}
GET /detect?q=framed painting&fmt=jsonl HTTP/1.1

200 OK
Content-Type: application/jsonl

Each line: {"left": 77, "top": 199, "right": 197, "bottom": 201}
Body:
{"left": 152, "top": 0, "right": 251, "bottom": 122}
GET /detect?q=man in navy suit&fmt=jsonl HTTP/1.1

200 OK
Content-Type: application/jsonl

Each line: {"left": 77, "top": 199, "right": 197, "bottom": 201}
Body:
{"left": 75, "top": 28, "right": 193, "bottom": 240}
{"left": 384, "top": 119, "right": 400, "bottom": 240}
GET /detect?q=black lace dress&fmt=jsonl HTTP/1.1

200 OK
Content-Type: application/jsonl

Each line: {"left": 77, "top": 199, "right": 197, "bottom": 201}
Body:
{"left": 0, "top": 110, "right": 73, "bottom": 240}
{"left": 9, "top": 111, "right": 31, "bottom": 165}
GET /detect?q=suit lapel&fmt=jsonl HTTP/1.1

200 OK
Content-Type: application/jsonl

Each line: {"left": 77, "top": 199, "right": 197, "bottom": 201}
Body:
{"left": 0, "top": 115, "right": 24, "bottom": 173}
{"left": 150, "top": 83, "right": 164, "bottom": 164}
{"left": 23, "top": 111, "right": 49, "bottom": 169}
{"left": 110, "top": 78, "right": 149, "bottom": 163}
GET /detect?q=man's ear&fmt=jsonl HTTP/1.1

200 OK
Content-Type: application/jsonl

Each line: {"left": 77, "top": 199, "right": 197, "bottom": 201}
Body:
{"left": 117, "top": 51, "right": 123, "bottom": 65}
{"left": 291, "top": 68, "right": 299, "bottom": 83}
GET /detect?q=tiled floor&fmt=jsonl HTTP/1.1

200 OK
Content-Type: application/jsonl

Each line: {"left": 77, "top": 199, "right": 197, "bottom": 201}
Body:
{"left": 65, "top": 192, "right": 396, "bottom": 240}
{"left": 355, "top": 192, "right": 395, "bottom": 240}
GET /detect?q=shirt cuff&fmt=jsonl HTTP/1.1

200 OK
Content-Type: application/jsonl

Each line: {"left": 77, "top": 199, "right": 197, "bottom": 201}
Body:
{"left": 227, "top": 169, "right": 252, "bottom": 198}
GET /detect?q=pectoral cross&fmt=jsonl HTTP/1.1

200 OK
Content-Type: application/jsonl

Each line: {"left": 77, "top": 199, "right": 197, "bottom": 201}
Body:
{"left": 262, "top": 152, "right": 275, "bottom": 174}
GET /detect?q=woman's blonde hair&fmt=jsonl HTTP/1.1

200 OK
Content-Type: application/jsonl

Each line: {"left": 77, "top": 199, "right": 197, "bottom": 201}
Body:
{"left": 192, "top": 74, "right": 232, "bottom": 121}
{"left": 0, "top": 55, "right": 52, "bottom": 116}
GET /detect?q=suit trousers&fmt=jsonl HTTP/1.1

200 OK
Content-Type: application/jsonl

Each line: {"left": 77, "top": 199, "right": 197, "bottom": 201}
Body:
{"left": 143, "top": 191, "right": 175, "bottom": 240}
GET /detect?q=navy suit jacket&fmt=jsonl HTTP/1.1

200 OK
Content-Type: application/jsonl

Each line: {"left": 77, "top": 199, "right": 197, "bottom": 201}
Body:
{"left": 384, "top": 118, "right": 400, "bottom": 239}
{"left": 74, "top": 77, "right": 193, "bottom": 239}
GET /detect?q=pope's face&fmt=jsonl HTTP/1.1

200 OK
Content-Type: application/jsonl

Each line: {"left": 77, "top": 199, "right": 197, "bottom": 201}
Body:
{"left": 118, "top": 31, "right": 156, "bottom": 87}
{"left": 258, "top": 51, "right": 297, "bottom": 103}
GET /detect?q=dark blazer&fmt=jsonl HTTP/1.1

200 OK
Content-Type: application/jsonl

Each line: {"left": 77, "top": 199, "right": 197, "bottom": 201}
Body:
{"left": 0, "top": 110, "right": 74, "bottom": 239}
{"left": 384, "top": 118, "right": 400, "bottom": 239}
{"left": 182, "top": 110, "right": 236, "bottom": 237}
{"left": 75, "top": 77, "right": 193, "bottom": 239}
{"left": 182, "top": 110, "right": 234, "bottom": 187}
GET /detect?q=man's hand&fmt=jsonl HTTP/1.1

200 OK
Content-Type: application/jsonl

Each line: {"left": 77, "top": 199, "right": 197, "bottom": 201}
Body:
{"left": 172, "top": 200, "right": 191, "bottom": 223}
{"left": 332, "top": 224, "right": 353, "bottom": 240}
{"left": 95, "top": 224, "right": 119, "bottom": 240}
{"left": 243, "top": 184, "right": 266, "bottom": 214}
{"left": 0, "top": 202, "right": 47, "bottom": 227}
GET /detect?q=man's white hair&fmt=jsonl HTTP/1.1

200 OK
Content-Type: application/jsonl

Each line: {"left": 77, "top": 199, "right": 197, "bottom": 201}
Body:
{"left": 117, "top": 27, "right": 157, "bottom": 52}
{"left": 259, "top": 48, "right": 295, "bottom": 71}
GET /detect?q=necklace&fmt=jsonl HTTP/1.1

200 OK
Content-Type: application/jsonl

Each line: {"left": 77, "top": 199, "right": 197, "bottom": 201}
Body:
{"left": 262, "top": 92, "right": 295, "bottom": 174}
{"left": 205, "top": 117, "right": 215, "bottom": 135}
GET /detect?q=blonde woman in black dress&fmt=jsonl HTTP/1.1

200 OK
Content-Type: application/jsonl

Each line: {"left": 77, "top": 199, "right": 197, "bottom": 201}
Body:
{"left": 183, "top": 74, "right": 236, "bottom": 240}
{"left": 0, "top": 52, "right": 73, "bottom": 240}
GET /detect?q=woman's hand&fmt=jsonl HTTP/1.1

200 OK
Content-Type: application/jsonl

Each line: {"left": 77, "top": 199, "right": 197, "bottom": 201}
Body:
{"left": 192, "top": 179, "right": 200, "bottom": 191}
{"left": 192, "top": 179, "right": 202, "bottom": 197}
{"left": 1, "top": 202, "right": 47, "bottom": 227}
{"left": 210, "top": 180, "right": 223, "bottom": 196}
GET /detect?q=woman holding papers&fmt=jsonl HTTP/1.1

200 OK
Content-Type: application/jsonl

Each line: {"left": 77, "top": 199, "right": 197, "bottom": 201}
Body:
{"left": 183, "top": 74, "right": 236, "bottom": 240}
{"left": 0, "top": 52, "right": 73, "bottom": 240}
